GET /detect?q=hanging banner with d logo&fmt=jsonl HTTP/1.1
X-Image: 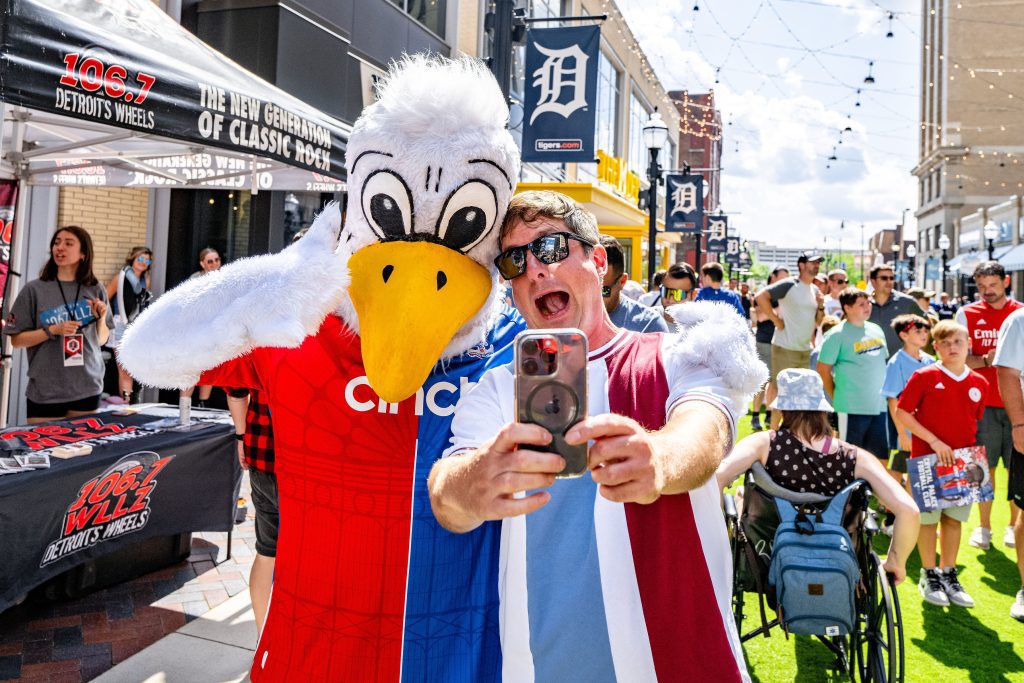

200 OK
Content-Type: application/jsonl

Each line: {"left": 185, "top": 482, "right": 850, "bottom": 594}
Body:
{"left": 664, "top": 174, "right": 703, "bottom": 233}
{"left": 725, "top": 236, "right": 741, "bottom": 265}
{"left": 522, "top": 26, "right": 600, "bottom": 163}
{"left": 707, "top": 214, "right": 727, "bottom": 253}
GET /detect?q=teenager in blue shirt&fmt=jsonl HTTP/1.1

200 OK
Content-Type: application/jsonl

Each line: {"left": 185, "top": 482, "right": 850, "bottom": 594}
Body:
{"left": 695, "top": 262, "right": 746, "bottom": 318}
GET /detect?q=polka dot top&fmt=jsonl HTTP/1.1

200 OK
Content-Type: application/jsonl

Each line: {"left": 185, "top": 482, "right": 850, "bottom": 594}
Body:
{"left": 765, "top": 428, "right": 857, "bottom": 497}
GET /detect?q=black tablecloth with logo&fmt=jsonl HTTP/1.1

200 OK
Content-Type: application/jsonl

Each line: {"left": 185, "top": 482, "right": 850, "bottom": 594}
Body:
{"left": 0, "top": 407, "right": 240, "bottom": 613}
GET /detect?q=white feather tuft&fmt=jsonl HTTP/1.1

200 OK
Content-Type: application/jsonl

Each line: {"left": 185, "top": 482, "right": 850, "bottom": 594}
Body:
{"left": 663, "top": 301, "right": 769, "bottom": 410}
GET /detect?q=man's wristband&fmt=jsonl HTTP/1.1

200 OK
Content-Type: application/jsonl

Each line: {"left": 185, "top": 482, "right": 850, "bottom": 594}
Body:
{"left": 234, "top": 433, "right": 245, "bottom": 441}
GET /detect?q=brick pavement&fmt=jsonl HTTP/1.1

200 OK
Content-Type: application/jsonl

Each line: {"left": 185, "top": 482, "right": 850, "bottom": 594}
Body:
{"left": 0, "top": 474, "right": 258, "bottom": 682}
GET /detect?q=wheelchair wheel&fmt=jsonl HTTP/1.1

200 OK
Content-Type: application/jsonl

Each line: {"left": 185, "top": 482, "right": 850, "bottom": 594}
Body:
{"left": 853, "top": 550, "right": 904, "bottom": 682}
{"left": 723, "top": 493, "right": 746, "bottom": 632}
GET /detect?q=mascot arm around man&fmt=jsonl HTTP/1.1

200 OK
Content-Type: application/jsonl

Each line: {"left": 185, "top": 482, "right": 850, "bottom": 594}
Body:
{"left": 119, "top": 55, "right": 522, "bottom": 682}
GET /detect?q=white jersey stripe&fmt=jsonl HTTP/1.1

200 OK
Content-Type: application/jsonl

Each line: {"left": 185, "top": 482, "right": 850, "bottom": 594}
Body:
{"left": 499, "top": 515, "right": 534, "bottom": 682}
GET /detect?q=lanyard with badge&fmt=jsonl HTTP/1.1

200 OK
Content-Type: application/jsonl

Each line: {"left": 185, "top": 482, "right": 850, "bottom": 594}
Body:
{"left": 56, "top": 280, "right": 85, "bottom": 367}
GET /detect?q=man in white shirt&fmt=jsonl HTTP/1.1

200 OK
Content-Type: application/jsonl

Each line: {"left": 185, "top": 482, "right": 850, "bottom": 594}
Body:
{"left": 755, "top": 252, "right": 825, "bottom": 429}
{"left": 994, "top": 308, "right": 1024, "bottom": 621}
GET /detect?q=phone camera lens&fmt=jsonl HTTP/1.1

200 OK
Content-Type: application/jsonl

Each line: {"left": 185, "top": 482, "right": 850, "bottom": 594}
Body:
{"left": 523, "top": 340, "right": 538, "bottom": 355}
{"left": 522, "top": 358, "right": 539, "bottom": 375}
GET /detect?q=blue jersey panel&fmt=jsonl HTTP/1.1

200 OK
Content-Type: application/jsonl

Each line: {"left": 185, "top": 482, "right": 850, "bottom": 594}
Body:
{"left": 401, "top": 308, "right": 525, "bottom": 682}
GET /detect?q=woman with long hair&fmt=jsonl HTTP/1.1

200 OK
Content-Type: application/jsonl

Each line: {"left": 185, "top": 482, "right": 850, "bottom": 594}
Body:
{"left": 717, "top": 368, "right": 920, "bottom": 584}
{"left": 5, "top": 226, "right": 111, "bottom": 423}
{"left": 183, "top": 247, "right": 222, "bottom": 405}
{"left": 106, "top": 246, "right": 153, "bottom": 402}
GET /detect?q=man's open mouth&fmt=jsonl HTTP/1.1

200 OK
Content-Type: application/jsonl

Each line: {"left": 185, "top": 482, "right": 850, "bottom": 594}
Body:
{"left": 535, "top": 291, "right": 570, "bottom": 319}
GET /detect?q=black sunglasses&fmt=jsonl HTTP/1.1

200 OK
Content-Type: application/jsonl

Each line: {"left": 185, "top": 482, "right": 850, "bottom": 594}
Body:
{"left": 876, "top": 275, "right": 895, "bottom": 281}
{"left": 494, "top": 231, "right": 594, "bottom": 280}
{"left": 833, "top": 279, "right": 848, "bottom": 285}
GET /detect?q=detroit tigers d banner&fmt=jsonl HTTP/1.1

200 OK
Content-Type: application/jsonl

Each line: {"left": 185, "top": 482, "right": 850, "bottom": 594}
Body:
{"left": 522, "top": 26, "right": 600, "bottom": 163}
{"left": 706, "top": 214, "right": 727, "bottom": 253}
{"left": 664, "top": 174, "right": 704, "bottom": 233}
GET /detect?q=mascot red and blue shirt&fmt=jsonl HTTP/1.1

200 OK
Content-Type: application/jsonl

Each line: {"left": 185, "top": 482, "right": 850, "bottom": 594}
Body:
{"left": 120, "top": 56, "right": 523, "bottom": 682}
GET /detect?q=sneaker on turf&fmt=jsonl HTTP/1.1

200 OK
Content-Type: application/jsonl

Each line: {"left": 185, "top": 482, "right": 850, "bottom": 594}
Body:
{"left": 1005, "top": 525, "right": 1016, "bottom": 549}
{"left": 969, "top": 526, "right": 992, "bottom": 550}
{"left": 919, "top": 568, "right": 950, "bottom": 607}
{"left": 1011, "top": 589, "right": 1024, "bottom": 622}
{"left": 941, "top": 567, "right": 975, "bottom": 608}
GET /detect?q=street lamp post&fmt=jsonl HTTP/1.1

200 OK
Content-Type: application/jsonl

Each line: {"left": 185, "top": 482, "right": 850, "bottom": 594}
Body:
{"left": 938, "top": 233, "right": 950, "bottom": 293}
{"left": 983, "top": 220, "right": 999, "bottom": 261}
{"left": 906, "top": 243, "right": 917, "bottom": 287}
{"left": 643, "top": 111, "right": 669, "bottom": 291}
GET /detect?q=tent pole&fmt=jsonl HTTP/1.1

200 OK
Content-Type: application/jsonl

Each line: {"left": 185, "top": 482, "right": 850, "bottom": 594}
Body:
{"left": 0, "top": 112, "right": 29, "bottom": 428}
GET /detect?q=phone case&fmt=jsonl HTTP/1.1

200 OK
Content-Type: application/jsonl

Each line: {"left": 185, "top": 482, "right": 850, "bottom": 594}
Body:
{"left": 514, "top": 328, "right": 588, "bottom": 478}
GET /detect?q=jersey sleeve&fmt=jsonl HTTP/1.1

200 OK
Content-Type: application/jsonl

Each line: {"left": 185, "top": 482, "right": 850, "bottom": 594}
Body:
{"left": 881, "top": 357, "right": 905, "bottom": 398}
{"left": 443, "top": 365, "right": 513, "bottom": 458}
{"left": 817, "top": 328, "right": 841, "bottom": 366}
{"left": 198, "top": 351, "right": 266, "bottom": 392}
{"left": 897, "top": 371, "right": 926, "bottom": 414}
{"left": 4, "top": 285, "right": 37, "bottom": 335}
{"left": 955, "top": 306, "right": 967, "bottom": 326}
{"left": 975, "top": 375, "right": 990, "bottom": 420}
{"left": 766, "top": 278, "right": 795, "bottom": 302}
{"left": 643, "top": 312, "right": 670, "bottom": 333}
{"left": 995, "top": 310, "right": 1024, "bottom": 371}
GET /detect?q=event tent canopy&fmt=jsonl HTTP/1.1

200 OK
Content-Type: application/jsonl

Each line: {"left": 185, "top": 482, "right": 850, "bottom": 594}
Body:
{"left": 0, "top": 0, "right": 349, "bottom": 192}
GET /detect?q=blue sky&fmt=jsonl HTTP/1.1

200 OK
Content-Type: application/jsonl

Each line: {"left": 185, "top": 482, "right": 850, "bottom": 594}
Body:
{"left": 614, "top": 0, "right": 920, "bottom": 250}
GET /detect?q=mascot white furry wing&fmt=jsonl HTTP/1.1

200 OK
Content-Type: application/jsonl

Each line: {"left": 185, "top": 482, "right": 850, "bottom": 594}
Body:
{"left": 120, "top": 56, "right": 523, "bottom": 683}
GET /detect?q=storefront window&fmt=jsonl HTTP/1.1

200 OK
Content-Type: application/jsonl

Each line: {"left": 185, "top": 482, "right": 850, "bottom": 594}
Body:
{"left": 596, "top": 52, "right": 619, "bottom": 157}
{"left": 627, "top": 91, "right": 649, "bottom": 175}
{"left": 167, "top": 189, "right": 253, "bottom": 287}
{"left": 406, "top": 0, "right": 446, "bottom": 38}
{"left": 283, "top": 192, "right": 339, "bottom": 244}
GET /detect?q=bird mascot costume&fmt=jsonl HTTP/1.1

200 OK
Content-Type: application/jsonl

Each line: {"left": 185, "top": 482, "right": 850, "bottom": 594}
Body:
{"left": 121, "top": 55, "right": 766, "bottom": 682}
{"left": 120, "top": 56, "right": 522, "bottom": 681}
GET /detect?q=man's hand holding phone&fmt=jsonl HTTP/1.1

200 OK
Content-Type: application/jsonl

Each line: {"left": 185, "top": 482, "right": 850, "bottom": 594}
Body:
{"left": 428, "top": 422, "right": 565, "bottom": 533}
{"left": 567, "top": 414, "right": 666, "bottom": 504}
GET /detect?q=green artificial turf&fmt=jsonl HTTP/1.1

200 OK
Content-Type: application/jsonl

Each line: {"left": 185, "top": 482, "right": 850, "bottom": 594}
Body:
{"left": 731, "top": 417, "right": 1024, "bottom": 682}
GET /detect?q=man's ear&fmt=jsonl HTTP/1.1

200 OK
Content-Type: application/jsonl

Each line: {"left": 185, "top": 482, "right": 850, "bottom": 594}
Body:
{"left": 618, "top": 272, "right": 629, "bottom": 287}
{"left": 593, "top": 245, "right": 608, "bottom": 277}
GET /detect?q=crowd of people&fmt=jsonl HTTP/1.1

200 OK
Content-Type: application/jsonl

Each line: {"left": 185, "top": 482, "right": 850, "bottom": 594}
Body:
{"left": 9, "top": 194, "right": 1022, "bottom": 682}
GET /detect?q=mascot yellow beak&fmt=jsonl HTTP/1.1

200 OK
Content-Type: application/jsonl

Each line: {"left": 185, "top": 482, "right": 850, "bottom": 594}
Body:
{"left": 348, "top": 241, "right": 492, "bottom": 403}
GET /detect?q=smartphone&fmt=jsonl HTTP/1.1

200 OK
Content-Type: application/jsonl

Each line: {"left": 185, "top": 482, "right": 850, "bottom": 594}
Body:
{"left": 514, "top": 328, "right": 588, "bottom": 478}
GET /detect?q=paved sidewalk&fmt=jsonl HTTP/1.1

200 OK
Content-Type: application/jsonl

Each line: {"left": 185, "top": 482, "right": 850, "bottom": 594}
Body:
{"left": 92, "top": 591, "right": 256, "bottom": 683}
{"left": 0, "top": 474, "right": 258, "bottom": 682}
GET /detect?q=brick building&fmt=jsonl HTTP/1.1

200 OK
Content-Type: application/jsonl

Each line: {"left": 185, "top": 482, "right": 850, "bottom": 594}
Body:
{"left": 668, "top": 90, "right": 723, "bottom": 267}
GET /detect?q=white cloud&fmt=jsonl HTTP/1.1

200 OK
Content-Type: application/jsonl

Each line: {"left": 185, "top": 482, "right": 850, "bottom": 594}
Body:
{"left": 614, "top": 0, "right": 918, "bottom": 248}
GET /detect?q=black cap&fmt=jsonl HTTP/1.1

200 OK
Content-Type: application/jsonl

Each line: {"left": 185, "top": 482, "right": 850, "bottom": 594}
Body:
{"left": 797, "top": 251, "right": 824, "bottom": 263}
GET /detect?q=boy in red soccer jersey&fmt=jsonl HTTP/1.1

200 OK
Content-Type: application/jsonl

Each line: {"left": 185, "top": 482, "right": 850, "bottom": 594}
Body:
{"left": 897, "top": 320, "right": 989, "bottom": 608}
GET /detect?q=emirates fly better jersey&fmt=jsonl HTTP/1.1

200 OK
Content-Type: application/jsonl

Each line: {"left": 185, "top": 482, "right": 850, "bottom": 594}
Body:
{"left": 445, "top": 330, "right": 750, "bottom": 683}
{"left": 200, "top": 309, "right": 524, "bottom": 682}
{"left": 956, "top": 299, "right": 1023, "bottom": 407}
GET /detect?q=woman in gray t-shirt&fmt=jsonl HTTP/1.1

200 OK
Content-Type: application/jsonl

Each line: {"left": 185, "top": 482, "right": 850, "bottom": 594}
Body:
{"left": 4, "top": 226, "right": 111, "bottom": 423}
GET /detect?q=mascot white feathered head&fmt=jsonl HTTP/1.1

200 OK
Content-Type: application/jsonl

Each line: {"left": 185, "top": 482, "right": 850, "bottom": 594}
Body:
{"left": 335, "top": 55, "right": 520, "bottom": 402}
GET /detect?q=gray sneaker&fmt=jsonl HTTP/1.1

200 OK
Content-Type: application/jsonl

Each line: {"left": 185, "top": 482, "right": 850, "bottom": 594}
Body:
{"left": 919, "top": 568, "right": 949, "bottom": 607}
{"left": 941, "top": 567, "right": 975, "bottom": 608}
{"left": 1012, "top": 589, "right": 1024, "bottom": 622}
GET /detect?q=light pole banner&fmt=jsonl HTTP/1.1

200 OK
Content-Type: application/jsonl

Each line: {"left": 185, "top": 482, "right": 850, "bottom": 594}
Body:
{"left": 664, "top": 174, "right": 703, "bottom": 233}
{"left": 725, "top": 236, "right": 741, "bottom": 265}
{"left": 706, "top": 214, "right": 727, "bottom": 252}
{"left": 521, "top": 25, "right": 600, "bottom": 163}
{"left": 925, "top": 257, "right": 940, "bottom": 281}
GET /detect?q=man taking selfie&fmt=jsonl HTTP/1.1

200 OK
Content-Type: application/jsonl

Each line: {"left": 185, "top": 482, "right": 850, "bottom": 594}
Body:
{"left": 428, "top": 190, "right": 762, "bottom": 682}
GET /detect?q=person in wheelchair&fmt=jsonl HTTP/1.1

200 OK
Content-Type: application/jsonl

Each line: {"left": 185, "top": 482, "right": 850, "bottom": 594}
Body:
{"left": 717, "top": 368, "right": 920, "bottom": 584}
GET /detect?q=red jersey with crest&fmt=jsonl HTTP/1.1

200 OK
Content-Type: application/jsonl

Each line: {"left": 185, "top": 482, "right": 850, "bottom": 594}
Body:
{"left": 897, "top": 364, "right": 989, "bottom": 457}
{"left": 956, "top": 299, "right": 1022, "bottom": 408}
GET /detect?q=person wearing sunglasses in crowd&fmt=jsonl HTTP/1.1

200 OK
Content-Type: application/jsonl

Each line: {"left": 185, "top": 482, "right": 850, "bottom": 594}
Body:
{"left": 106, "top": 246, "right": 154, "bottom": 403}
{"left": 183, "top": 247, "right": 223, "bottom": 406}
{"left": 867, "top": 264, "right": 927, "bottom": 360}
{"left": 654, "top": 262, "right": 698, "bottom": 327}
{"left": 598, "top": 235, "right": 669, "bottom": 334}
{"left": 430, "top": 190, "right": 763, "bottom": 681}
{"left": 5, "top": 226, "right": 111, "bottom": 423}
{"left": 823, "top": 269, "right": 849, "bottom": 318}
